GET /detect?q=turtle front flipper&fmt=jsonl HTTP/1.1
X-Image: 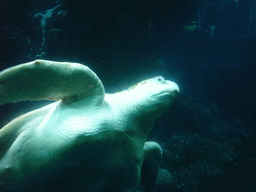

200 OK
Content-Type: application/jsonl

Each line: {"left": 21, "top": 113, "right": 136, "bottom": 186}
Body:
{"left": 0, "top": 60, "right": 104, "bottom": 105}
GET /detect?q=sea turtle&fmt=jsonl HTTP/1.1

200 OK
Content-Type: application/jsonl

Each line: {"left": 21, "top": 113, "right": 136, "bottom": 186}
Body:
{"left": 0, "top": 60, "right": 179, "bottom": 192}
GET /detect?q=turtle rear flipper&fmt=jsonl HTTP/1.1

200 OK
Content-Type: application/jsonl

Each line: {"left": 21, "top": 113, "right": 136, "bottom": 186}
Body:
{"left": 0, "top": 60, "right": 104, "bottom": 105}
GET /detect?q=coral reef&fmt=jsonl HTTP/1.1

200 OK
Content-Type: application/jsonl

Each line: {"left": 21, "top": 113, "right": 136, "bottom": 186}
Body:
{"left": 156, "top": 132, "right": 242, "bottom": 192}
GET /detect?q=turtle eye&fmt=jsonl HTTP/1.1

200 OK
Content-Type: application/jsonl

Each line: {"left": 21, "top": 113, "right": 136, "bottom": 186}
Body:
{"left": 155, "top": 76, "right": 165, "bottom": 83}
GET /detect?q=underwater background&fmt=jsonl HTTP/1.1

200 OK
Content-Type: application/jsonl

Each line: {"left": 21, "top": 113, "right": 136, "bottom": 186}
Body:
{"left": 0, "top": 0, "right": 255, "bottom": 191}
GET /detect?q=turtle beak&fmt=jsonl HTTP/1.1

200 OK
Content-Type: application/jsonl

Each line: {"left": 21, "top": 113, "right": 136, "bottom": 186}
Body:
{"left": 167, "top": 81, "right": 180, "bottom": 95}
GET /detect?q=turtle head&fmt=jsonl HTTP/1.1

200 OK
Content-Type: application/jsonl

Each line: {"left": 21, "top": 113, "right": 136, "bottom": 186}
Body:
{"left": 123, "top": 76, "right": 179, "bottom": 135}
{"left": 127, "top": 76, "right": 179, "bottom": 117}
{"left": 105, "top": 76, "right": 179, "bottom": 136}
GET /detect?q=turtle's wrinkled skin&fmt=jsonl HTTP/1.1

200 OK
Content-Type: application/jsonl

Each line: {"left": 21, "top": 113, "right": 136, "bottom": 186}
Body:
{"left": 0, "top": 60, "right": 179, "bottom": 192}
